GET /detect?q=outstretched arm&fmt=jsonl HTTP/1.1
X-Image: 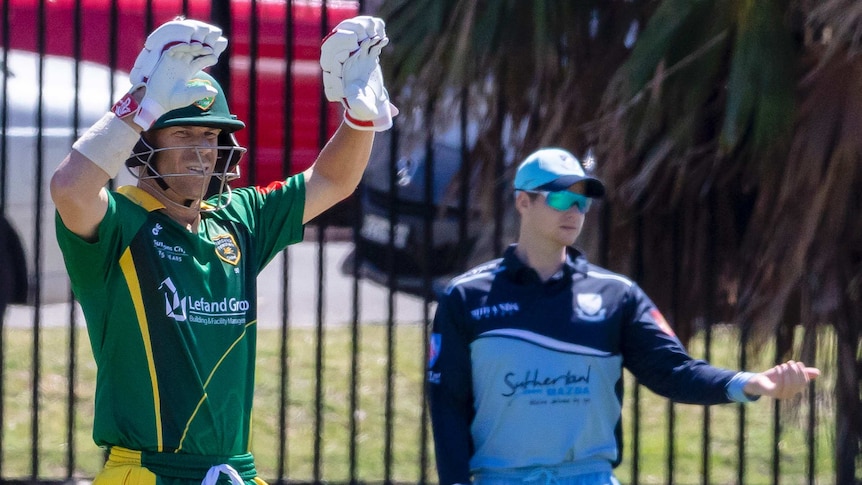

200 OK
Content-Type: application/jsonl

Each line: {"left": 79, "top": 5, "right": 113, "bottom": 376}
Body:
{"left": 743, "top": 360, "right": 820, "bottom": 400}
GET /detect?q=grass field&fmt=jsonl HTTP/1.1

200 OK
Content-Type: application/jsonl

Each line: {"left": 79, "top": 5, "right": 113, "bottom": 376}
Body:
{"left": 1, "top": 323, "right": 835, "bottom": 484}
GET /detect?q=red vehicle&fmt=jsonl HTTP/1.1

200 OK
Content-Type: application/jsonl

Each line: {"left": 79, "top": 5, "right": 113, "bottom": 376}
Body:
{"left": 2, "top": 0, "right": 358, "bottom": 184}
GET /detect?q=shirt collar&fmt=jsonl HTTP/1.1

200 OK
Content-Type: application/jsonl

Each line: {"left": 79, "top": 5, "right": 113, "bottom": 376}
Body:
{"left": 117, "top": 185, "right": 165, "bottom": 212}
{"left": 118, "top": 185, "right": 216, "bottom": 213}
{"left": 501, "top": 244, "right": 590, "bottom": 284}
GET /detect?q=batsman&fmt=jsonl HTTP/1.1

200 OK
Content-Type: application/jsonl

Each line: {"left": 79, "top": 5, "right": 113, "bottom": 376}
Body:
{"left": 50, "top": 16, "right": 395, "bottom": 485}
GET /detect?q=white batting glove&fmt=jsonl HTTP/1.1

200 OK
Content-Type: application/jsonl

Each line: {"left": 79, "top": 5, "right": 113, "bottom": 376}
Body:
{"left": 342, "top": 40, "right": 397, "bottom": 131}
{"left": 129, "top": 18, "right": 227, "bottom": 84}
{"left": 131, "top": 43, "right": 221, "bottom": 129}
{"left": 320, "top": 16, "right": 397, "bottom": 131}
{"left": 320, "top": 15, "right": 386, "bottom": 100}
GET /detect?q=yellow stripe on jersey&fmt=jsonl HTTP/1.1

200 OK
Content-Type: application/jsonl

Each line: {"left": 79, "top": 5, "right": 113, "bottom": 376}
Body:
{"left": 95, "top": 447, "right": 157, "bottom": 485}
{"left": 117, "top": 185, "right": 165, "bottom": 212}
{"left": 176, "top": 392, "right": 208, "bottom": 453}
{"left": 176, "top": 319, "right": 257, "bottom": 452}
{"left": 119, "top": 249, "right": 164, "bottom": 452}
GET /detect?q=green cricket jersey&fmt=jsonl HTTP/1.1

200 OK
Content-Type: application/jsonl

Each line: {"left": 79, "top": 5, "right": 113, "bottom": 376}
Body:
{"left": 56, "top": 177, "right": 305, "bottom": 456}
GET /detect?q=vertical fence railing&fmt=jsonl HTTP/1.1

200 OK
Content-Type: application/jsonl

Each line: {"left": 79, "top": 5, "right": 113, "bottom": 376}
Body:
{"left": 630, "top": 214, "right": 645, "bottom": 485}
{"left": 738, "top": 321, "right": 750, "bottom": 485}
{"left": 30, "top": 0, "right": 45, "bottom": 478}
{"left": 418, "top": 91, "right": 437, "bottom": 485}
{"left": 0, "top": 0, "right": 7, "bottom": 470}
{"left": 701, "top": 192, "right": 717, "bottom": 485}
{"left": 0, "top": 43, "right": 16, "bottom": 482}
{"left": 0, "top": 1, "right": 837, "bottom": 484}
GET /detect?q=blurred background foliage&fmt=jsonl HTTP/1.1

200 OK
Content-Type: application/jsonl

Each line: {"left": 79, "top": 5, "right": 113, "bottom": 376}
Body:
{"left": 376, "top": 0, "right": 861, "bottom": 481}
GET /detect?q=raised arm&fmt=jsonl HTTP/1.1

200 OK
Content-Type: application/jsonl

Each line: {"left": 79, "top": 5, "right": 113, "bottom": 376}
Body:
{"left": 51, "top": 19, "right": 227, "bottom": 240}
{"left": 301, "top": 124, "right": 375, "bottom": 224}
{"left": 51, "top": 106, "right": 143, "bottom": 240}
{"left": 303, "top": 15, "right": 397, "bottom": 224}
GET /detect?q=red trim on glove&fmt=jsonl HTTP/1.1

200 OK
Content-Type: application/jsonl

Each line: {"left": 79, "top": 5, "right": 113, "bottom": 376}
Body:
{"left": 344, "top": 114, "right": 375, "bottom": 128}
{"left": 111, "top": 92, "right": 140, "bottom": 118}
{"left": 160, "top": 40, "right": 185, "bottom": 53}
{"left": 343, "top": 107, "right": 376, "bottom": 128}
{"left": 321, "top": 29, "right": 339, "bottom": 45}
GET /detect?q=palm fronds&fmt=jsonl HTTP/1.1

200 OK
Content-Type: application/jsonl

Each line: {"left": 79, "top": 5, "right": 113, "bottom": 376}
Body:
{"left": 376, "top": 1, "right": 862, "bottom": 475}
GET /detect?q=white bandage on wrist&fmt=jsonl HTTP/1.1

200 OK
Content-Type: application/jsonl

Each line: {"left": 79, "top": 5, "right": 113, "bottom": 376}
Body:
{"left": 72, "top": 112, "right": 141, "bottom": 178}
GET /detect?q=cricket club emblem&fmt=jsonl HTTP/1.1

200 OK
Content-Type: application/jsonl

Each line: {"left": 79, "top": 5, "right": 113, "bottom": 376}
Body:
{"left": 189, "top": 78, "right": 216, "bottom": 110}
{"left": 575, "top": 293, "right": 606, "bottom": 322}
{"left": 213, "top": 233, "right": 241, "bottom": 266}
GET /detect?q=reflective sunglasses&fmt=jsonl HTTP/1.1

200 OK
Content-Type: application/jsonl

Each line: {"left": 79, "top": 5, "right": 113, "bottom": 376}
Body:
{"left": 523, "top": 190, "right": 592, "bottom": 213}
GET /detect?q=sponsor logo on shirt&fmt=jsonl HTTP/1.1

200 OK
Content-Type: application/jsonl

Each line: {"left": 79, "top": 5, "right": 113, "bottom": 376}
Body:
{"left": 469, "top": 302, "right": 520, "bottom": 320}
{"left": 158, "top": 277, "right": 249, "bottom": 326}
{"left": 153, "top": 238, "right": 187, "bottom": 262}
{"left": 160, "top": 277, "right": 187, "bottom": 321}
{"left": 213, "top": 233, "right": 241, "bottom": 266}
{"left": 502, "top": 367, "right": 592, "bottom": 405}
{"left": 575, "top": 293, "right": 606, "bottom": 322}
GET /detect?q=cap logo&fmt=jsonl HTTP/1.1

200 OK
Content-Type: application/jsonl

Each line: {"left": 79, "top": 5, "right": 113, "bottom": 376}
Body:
{"left": 188, "top": 78, "right": 216, "bottom": 110}
{"left": 513, "top": 148, "right": 604, "bottom": 197}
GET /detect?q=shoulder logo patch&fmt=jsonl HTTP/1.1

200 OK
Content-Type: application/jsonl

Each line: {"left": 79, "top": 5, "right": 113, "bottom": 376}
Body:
{"left": 650, "top": 308, "right": 676, "bottom": 337}
{"left": 427, "top": 333, "right": 442, "bottom": 384}
{"left": 213, "top": 233, "right": 241, "bottom": 266}
{"left": 428, "top": 333, "right": 442, "bottom": 368}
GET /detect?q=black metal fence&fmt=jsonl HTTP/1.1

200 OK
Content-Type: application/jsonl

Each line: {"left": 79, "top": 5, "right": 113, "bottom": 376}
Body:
{"left": 0, "top": 1, "right": 835, "bottom": 484}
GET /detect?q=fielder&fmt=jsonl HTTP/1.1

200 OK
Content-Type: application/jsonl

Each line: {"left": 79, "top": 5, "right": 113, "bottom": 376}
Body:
{"left": 427, "top": 148, "right": 820, "bottom": 485}
{"left": 50, "top": 16, "right": 394, "bottom": 485}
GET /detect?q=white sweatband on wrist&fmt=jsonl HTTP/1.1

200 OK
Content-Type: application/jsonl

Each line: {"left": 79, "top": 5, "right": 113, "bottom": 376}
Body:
{"left": 72, "top": 112, "right": 141, "bottom": 178}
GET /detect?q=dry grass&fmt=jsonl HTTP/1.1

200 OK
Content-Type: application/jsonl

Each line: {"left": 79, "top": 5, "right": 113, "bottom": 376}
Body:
{"left": 0, "top": 323, "right": 835, "bottom": 484}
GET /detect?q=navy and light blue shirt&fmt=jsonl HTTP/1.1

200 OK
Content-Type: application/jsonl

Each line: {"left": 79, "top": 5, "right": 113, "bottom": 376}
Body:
{"left": 427, "top": 245, "right": 756, "bottom": 485}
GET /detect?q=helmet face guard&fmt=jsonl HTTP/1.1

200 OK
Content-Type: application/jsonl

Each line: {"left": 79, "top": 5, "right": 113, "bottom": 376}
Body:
{"left": 127, "top": 134, "right": 247, "bottom": 211}
{"left": 125, "top": 71, "right": 247, "bottom": 211}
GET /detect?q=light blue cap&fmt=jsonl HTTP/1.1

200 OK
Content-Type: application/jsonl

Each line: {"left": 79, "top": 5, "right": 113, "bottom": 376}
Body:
{"left": 513, "top": 148, "right": 605, "bottom": 198}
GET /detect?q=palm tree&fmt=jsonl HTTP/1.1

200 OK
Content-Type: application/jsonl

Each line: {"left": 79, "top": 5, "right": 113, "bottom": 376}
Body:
{"left": 378, "top": 0, "right": 861, "bottom": 482}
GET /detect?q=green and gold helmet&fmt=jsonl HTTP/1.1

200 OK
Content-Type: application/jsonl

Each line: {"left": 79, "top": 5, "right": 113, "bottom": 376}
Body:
{"left": 148, "top": 71, "right": 245, "bottom": 133}
{"left": 126, "top": 71, "right": 247, "bottom": 210}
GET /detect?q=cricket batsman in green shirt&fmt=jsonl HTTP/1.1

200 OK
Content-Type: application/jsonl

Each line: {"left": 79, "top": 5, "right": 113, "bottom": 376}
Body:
{"left": 50, "top": 16, "right": 396, "bottom": 485}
